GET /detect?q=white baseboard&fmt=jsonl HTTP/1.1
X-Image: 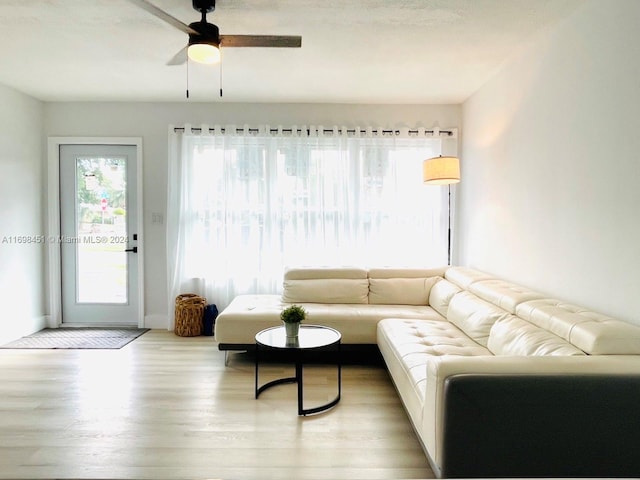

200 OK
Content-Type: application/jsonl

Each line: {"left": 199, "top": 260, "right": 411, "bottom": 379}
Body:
{"left": 0, "top": 315, "right": 48, "bottom": 345}
{"left": 144, "top": 313, "right": 169, "bottom": 330}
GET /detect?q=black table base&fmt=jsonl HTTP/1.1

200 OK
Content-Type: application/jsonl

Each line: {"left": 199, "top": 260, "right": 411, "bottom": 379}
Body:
{"left": 255, "top": 342, "right": 341, "bottom": 416}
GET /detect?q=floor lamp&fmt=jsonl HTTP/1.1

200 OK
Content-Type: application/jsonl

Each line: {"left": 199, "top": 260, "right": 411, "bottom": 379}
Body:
{"left": 423, "top": 156, "right": 461, "bottom": 265}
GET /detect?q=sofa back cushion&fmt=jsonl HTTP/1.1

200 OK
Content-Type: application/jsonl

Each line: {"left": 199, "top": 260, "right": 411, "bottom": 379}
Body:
{"left": 368, "top": 268, "right": 445, "bottom": 305}
{"left": 368, "top": 267, "right": 448, "bottom": 279}
{"left": 517, "top": 298, "right": 640, "bottom": 355}
{"left": 284, "top": 266, "right": 368, "bottom": 280}
{"left": 488, "top": 315, "right": 586, "bottom": 356}
{"left": 282, "top": 267, "right": 369, "bottom": 304}
{"left": 467, "top": 278, "right": 545, "bottom": 314}
{"left": 445, "top": 266, "right": 495, "bottom": 289}
{"left": 368, "top": 278, "right": 440, "bottom": 305}
{"left": 428, "top": 279, "right": 462, "bottom": 318}
{"left": 447, "top": 291, "right": 511, "bottom": 347}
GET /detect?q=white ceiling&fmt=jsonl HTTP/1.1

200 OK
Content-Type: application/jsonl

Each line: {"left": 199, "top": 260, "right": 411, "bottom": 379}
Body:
{"left": 0, "top": 0, "right": 584, "bottom": 104}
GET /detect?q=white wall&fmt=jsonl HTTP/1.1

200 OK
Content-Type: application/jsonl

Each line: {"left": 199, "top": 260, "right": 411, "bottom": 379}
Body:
{"left": 459, "top": 0, "right": 640, "bottom": 325}
{"left": 0, "top": 83, "right": 46, "bottom": 343}
{"left": 44, "top": 102, "right": 461, "bottom": 328}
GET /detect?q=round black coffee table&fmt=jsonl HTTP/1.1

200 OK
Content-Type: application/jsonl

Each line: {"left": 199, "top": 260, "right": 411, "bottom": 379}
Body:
{"left": 254, "top": 324, "right": 341, "bottom": 416}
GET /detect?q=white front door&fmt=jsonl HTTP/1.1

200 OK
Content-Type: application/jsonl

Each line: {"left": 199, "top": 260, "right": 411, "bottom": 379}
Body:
{"left": 59, "top": 144, "right": 140, "bottom": 325}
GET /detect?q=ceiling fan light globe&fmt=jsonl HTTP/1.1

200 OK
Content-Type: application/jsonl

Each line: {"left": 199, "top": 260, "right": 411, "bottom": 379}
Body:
{"left": 188, "top": 43, "right": 220, "bottom": 64}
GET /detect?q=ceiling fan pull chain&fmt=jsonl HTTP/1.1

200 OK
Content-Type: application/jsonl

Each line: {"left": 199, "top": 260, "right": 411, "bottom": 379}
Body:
{"left": 219, "top": 50, "right": 223, "bottom": 98}
{"left": 186, "top": 58, "right": 190, "bottom": 99}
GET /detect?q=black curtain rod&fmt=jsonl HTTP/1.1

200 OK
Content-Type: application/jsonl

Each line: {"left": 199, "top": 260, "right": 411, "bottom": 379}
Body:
{"left": 173, "top": 126, "right": 453, "bottom": 136}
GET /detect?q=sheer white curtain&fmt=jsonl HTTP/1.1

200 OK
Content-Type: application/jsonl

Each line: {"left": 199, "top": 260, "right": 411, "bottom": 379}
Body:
{"left": 167, "top": 125, "right": 447, "bottom": 322}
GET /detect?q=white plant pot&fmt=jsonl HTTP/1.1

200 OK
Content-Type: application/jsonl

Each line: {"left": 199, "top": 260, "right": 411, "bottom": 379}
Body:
{"left": 284, "top": 322, "right": 300, "bottom": 339}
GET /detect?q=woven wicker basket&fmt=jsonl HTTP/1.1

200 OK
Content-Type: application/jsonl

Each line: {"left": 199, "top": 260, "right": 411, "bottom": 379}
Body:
{"left": 174, "top": 293, "right": 206, "bottom": 337}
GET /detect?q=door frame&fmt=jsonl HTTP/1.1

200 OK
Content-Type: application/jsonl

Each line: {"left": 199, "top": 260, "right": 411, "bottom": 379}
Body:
{"left": 47, "top": 137, "right": 144, "bottom": 328}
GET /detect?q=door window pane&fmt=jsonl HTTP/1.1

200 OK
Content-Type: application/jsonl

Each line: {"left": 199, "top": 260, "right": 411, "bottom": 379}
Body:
{"left": 75, "top": 156, "right": 128, "bottom": 304}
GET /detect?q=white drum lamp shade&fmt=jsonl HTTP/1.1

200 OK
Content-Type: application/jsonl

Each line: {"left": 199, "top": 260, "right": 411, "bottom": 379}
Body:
{"left": 423, "top": 156, "right": 460, "bottom": 185}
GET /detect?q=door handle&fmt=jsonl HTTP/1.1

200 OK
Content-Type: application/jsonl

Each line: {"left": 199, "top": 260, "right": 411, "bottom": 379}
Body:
{"left": 125, "top": 247, "right": 138, "bottom": 253}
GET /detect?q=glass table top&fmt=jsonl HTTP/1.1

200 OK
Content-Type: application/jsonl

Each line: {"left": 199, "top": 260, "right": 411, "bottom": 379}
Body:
{"left": 255, "top": 324, "right": 341, "bottom": 350}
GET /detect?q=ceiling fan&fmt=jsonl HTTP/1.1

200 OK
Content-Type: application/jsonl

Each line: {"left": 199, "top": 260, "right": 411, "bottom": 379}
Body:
{"left": 128, "top": 0, "right": 302, "bottom": 65}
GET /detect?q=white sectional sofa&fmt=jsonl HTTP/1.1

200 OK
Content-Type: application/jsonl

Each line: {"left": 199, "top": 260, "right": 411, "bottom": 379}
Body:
{"left": 214, "top": 266, "right": 640, "bottom": 478}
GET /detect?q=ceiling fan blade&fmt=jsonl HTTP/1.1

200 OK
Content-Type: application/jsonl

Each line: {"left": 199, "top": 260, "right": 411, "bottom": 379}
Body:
{"left": 127, "top": 0, "right": 199, "bottom": 35}
{"left": 220, "top": 35, "right": 302, "bottom": 48}
{"left": 167, "top": 46, "right": 188, "bottom": 66}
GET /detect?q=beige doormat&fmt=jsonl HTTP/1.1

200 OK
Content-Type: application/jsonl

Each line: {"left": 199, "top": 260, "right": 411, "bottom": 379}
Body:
{"left": 0, "top": 327, "right": 149, "bottom": 349}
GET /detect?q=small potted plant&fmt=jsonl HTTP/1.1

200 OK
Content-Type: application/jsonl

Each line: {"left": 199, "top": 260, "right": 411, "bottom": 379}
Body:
{"left": 280, "top": 304, "right": 306, "bottom": 339}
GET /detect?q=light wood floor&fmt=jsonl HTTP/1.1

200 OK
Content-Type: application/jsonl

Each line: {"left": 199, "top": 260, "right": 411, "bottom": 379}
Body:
{"left": 0, "top": 329, "right": 434, "bottom": 479}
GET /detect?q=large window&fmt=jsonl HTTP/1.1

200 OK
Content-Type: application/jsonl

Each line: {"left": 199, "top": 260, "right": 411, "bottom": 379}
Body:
{"left": 167, "top": 126, "right": 451, "bottom": 315}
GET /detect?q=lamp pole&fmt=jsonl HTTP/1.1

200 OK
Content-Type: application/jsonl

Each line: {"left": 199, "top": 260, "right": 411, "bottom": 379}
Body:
{"left": 447, "top": 184, "right": 452, "bottom": 266}
{"left": 422, "top": 155, "right": 460, "bottom": 266}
